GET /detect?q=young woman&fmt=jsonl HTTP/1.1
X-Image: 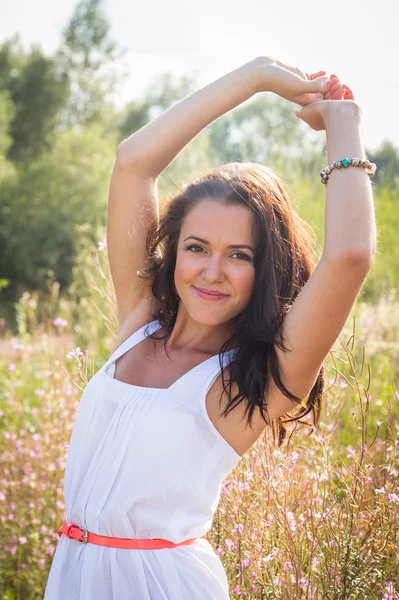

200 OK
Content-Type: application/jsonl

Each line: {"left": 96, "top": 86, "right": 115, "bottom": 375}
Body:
{"left": 45, "top": 56, "right": 376, "bottom": 599}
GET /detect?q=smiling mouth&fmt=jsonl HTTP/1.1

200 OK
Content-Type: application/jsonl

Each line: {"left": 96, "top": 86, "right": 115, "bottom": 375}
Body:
{"left": 193, "top": 287, "right": 229, "bottom": 300}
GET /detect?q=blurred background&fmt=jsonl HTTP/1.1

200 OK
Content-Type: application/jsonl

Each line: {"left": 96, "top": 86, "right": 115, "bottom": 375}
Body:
{"left": 0, "top": 0, "right": 398, "bottom": 331}
{"left": 1, "top": 1, "right": 399, "bottom": 597}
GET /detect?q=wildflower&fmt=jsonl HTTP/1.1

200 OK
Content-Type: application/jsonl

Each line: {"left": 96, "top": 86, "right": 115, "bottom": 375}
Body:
{"left": 98, "top": 239, "right": 107, "bottom": 251}
{"left": 242, "top": 558, "right": 251, "bottom": 568}
{"left": 66, "top": 347, "right": 85, "bottom": 359}
{"left": 290, "top": 451, "right": 299, "bottom": 463}
{"left": 264, "top": 549, "right": 278, "bottom": 562}
{"left": 53, "top": 317, "right": 68, "bottom": 328}
{"left": 232, "top": 585, "right": 240, "bottom": 594}
{"left": 284, "top": 561, "right": 292, "bottom": 570}
{"left": 382, "top": 579, "right": 399, "bottom": 600}
{"left": 225, "top": 539, "right": 235, "bottom": 551}
{"left": 387, "top": 493, "right": 399, "bottom": 505}
{"left": 346, "top": 445, "right": 356, "bottom": 458}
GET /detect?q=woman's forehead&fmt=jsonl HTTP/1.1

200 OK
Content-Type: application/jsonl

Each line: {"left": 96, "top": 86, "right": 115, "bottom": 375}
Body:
{"left": 181, "top": 201, "right": 255, "bottom": 246}
{"left": 183, "top": 199, "right": 253, "bottom": 225}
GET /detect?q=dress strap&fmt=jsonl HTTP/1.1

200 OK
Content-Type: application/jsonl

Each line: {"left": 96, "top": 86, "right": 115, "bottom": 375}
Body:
{"left": 102, "top": 319, "right": 161, "bottom": 370}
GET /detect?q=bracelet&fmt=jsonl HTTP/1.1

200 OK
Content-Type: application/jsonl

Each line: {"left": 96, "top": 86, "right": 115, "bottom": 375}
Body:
{"left": 320, "top": 157, "right": 377, "bottom": 185}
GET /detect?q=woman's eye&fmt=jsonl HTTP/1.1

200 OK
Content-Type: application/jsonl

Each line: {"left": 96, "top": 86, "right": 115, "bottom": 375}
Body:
{"left": 186, "top": 245, "right": 204, "bottom": 253}
{"left": 185, "top": 245, "right": 251, "bottom": 262}
{"left": 233, "top": 252, "right": 252, "bottom": 262}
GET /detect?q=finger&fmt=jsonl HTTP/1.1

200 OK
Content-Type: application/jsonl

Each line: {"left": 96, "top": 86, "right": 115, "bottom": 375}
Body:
{"left": 325, "top": 84, "right": 345, "bottom": 100}
{"left": 342, "top": 84, "right": 355, "bottom": 100}
{"left": 331, "top": 85, "right": 346, "bottom": 100}
{"left": 307, "top": 70, "right": 327, "bottom": 80}
{"left": 329, "top": 82, "right": 344, "bottom": 95}
{"left": 308, "top": 74, "right": 330, "bottom": 92}
{"left": 326, "top": 77, "right": 340, "bottom": 89}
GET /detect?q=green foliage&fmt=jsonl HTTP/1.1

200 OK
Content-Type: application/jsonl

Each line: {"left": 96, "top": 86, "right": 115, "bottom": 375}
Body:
{"left": 0, "top": 90, "right": 16, "bottom": 194}
{"left": 368, "top": 140, "right": 399, "bottom": 187}
{"left": 0, "top": 36, "right": 70, "bottom": 165}
{"left": 0, "top": 124, "right": 115, "bottom": 299}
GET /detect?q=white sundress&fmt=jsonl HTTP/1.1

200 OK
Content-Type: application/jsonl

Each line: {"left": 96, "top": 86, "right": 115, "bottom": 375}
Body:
{"left": 44, "top": 319, "right": 243, "bottom": 600}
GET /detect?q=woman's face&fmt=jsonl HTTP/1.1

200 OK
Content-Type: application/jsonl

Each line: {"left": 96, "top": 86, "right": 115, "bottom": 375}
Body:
{"left": 174, "top": 199, "right": 256, "bottom": 326}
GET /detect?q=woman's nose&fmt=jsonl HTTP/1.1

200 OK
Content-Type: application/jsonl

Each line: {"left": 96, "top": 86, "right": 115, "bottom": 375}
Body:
{"left": 203, "top": 257, "right": 225, "bottom": 281}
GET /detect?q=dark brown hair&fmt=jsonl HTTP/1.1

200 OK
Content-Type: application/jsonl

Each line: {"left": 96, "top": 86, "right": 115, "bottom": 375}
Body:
{"left": 139, "top": 162, "right": 324, "bottom": 447}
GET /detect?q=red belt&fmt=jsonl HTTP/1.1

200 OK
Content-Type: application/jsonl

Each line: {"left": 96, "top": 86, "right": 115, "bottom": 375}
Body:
{"left": 58, "top": 520, "right": 198, "bottom": 549}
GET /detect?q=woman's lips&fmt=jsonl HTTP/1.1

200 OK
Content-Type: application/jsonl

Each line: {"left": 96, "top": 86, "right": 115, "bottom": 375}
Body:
{"left": 193, "top": 287, "right": 229, "bottom": 301}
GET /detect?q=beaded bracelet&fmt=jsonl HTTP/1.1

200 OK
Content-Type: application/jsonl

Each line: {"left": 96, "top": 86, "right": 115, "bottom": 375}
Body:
{"left": 320, "top": 157, "right": 377, "bottom": 185}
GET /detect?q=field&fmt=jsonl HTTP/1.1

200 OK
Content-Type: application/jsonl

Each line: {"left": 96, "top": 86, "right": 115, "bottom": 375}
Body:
{"left": 0, "top": 244, "right": 398, "bottom": 599}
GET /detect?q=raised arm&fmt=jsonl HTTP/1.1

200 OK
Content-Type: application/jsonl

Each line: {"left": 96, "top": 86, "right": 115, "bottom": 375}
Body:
{"left": 115, "top": 57, "right": 263, "bottom": 176}
{"left": 266, "top": 100, "right": 377, "bottom": 421}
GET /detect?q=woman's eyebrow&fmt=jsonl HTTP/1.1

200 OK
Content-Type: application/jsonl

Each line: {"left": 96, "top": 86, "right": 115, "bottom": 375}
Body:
{"left": 183, "top": 235, "right": 255, "bottom": 254}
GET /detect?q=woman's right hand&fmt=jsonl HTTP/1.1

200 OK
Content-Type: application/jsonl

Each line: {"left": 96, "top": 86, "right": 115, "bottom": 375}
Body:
{"left": 295, "top": 73, "right": 358, "bottom": 130}
{"left": 255, "top": 56, "right": 329, "bottom": 105}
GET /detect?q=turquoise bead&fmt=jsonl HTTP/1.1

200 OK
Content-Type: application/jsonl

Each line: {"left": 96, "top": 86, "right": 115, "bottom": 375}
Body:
{"left": 342, "top": 157, "right": 350, "bottom": 168}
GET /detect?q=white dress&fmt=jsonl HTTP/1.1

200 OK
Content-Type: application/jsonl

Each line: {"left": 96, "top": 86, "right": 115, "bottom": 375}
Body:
{"left": 44, "top": 319, "right": 242, "bottom": 599}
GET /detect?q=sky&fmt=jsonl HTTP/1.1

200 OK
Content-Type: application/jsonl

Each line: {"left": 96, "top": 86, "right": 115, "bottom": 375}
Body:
{"left": 1, "top": 0, "right": 398, "bottom": 152}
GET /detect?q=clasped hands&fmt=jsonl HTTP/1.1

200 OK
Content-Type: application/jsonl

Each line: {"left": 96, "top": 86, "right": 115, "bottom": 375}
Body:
{"left": 256, "top": 57, "right": 360, "bottom": 131}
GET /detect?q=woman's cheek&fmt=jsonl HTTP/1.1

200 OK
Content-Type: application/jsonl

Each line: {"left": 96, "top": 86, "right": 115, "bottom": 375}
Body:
{"left": 174, "top": 255, "right": 197, "bottom": 289}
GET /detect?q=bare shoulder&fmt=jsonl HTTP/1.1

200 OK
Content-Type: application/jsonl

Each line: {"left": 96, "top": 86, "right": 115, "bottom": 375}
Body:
{"left": 111, "top": 294, "right": 161, "bottom": 354}
{"left": 207, "top": 376, "right": 269, "bottom": 457}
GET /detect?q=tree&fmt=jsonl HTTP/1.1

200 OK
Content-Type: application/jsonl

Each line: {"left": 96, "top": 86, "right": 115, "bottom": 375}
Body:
{"left": 0, "top": 124, "right": 115, "bottom": 298}
{"left": 55, "top": 0, "right": 128, "bottom": 128}
{"left": 0, "top": 35, "right": 69, "bottom": 164}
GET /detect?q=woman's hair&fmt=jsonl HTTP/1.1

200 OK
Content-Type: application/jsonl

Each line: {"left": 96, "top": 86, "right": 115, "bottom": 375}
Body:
{"left": 139, "top": 162, "right": 325, "bottom": 447}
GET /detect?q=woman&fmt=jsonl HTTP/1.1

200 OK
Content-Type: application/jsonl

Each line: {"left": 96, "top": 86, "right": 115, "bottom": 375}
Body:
{"left": 44, "top": 56, "right": 376, "bottom": 599}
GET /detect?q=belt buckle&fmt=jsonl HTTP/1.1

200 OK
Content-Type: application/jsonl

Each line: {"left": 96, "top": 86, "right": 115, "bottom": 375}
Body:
{"left": 81, "top": 528, "right": 88, "bottom": 544}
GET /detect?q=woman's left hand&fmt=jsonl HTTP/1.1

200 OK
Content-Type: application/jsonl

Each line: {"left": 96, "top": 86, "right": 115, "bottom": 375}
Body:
{"left": 324, "top": 73, "right": 355, "bottom": 101}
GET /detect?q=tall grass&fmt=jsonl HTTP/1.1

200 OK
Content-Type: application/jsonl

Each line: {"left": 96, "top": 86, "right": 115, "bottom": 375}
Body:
{"left": 0, "top": 243, "right": 398, "bottom": 599}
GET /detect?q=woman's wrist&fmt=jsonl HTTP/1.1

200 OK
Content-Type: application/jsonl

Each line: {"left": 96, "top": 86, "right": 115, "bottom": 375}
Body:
{"left": 247, "top": 56, "right": 274, "bottom": 94}
{"left": 323, "top": 100, "right": 363, "bottom": 131}
{"left": 324, "top": 105, "right": 365, "bottom": 165}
